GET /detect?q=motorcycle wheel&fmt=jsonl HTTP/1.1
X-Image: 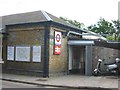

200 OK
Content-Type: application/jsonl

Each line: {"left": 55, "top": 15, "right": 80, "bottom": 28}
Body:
{"left": 93, "top": 70, "right": 99, "bottom": 76}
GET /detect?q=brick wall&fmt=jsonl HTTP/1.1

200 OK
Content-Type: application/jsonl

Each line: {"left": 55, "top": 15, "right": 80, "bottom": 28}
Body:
{"left": 3, "top": 25, "right": 45, "bottom": 76}
{"left": 92, "top": 46, "right": 120, "bottom": 70}
{"left": 49, "top": 27, "right": 68, "bottom": 76}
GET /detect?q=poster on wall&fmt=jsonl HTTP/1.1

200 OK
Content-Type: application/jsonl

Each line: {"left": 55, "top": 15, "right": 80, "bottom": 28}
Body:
{"left": 7, "top": 46, "right": 14, "bottom": 61}
{"left": 16, "top": 46, "right": 30, "bottom": 62}
{"left": 54, "top": 31, "right": 62, "bottom": 46}
{"left": 32, "top": 46, "right": 41, "bottom": 62}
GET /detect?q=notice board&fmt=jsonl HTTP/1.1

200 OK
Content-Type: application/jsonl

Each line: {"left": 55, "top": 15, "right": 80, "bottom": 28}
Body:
{"left": 32, "top": 46, "right": 41, "bottom": 62}
{"left": 7, "top": 46, "right": 14, "bottom": 61}
{"left": 16, "top": 46, "right": 30, "bottom": 62}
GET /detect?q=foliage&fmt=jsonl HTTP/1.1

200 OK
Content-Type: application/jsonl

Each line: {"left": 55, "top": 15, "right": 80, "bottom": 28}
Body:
{"left": 87, "top": 18, "right": 115, "bottom": 35}
{"left": 60, "top": 17, "right": 120, "bottom": 41}
{"left": 60, "top": 17, "right": 85, "bottom": 29}
{"left": 87, "top": 18, "right": 120, "bottom": 41}
{"left": 107, "top": 35, "right": 115, "bottom": 41}
{"left": 112, "top": 20, "right": 120, "bottom": 41}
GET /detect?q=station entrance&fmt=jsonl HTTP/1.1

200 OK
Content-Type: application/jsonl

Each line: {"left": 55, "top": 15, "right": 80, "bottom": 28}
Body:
{"left": 69, "top": 46, "right": 85, "bottom": 75}
{"left": 68, "top": 40, "right": 94, "bottom": 76}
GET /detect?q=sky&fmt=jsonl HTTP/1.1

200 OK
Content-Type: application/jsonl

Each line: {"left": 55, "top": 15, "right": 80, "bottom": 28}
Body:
{"left": 0, "top": 0, "right": 119, "bottom": 26}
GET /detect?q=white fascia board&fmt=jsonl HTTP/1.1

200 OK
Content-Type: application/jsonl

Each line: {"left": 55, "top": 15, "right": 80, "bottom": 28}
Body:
{"left": 41, "top": 10, "right": 53, "bottom": 21}
{"left": 68, "top": 40, "right": 94, "bottom": 45}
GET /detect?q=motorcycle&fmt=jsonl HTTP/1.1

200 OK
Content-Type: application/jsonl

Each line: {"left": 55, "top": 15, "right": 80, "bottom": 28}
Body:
{"left": 93, "top": 58, "right": 120, "bottom": 76}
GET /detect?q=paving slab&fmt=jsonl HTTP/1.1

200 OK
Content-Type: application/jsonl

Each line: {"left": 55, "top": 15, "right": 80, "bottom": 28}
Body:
{"left": 1, "top": 74, "right": 119, "bottom": 89}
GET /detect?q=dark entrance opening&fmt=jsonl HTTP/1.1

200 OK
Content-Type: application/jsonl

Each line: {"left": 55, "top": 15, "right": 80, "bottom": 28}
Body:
{"left": 68, "top": 40, "right": 94, "bottom": 76}
{"left": 69, "top": 46, "right": 85, "bottom": 75}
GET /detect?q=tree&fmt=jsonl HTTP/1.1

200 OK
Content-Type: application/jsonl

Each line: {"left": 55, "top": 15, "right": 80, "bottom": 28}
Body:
{"left": 87, "top": 18, "right": 120, "bottom": 41}
{"left": 112, "top": 20, "right": 120, "bottom": 41}
{"left": 60, "top": 17, "right": 85, "bottom": 29}
{"left": 60, "top": 17, "right": 120, "bottom": 41}
{"left": 88, "top": 18, "right": 114, "bottom": 35}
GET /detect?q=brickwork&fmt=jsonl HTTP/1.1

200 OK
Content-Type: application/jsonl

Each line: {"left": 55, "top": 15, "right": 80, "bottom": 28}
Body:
{"left": 49, "top": 27, "right": 68, "bottom": 76}
{"left": 3, "top": 25, "right": 45, "bottom": 76}
{"left": 92, "top": 46, "right": 120, "bottom": 70}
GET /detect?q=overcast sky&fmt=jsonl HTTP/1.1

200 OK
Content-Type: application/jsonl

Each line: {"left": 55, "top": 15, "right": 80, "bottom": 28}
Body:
{"left": 0, "top": 0, "right": 119, "bottom": 26}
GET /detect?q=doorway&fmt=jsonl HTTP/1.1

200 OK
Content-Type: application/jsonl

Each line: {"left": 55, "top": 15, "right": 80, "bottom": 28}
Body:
{"left": 68, "top": 46, "right": 85, "bottom": 75}
{"left": 68, "top": 40, "right": 94, "bottom": 76}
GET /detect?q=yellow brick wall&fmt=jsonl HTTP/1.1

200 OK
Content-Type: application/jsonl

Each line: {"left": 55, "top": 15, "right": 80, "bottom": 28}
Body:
{"left": 49, "top": 27, "right": 68, "bottom": 76}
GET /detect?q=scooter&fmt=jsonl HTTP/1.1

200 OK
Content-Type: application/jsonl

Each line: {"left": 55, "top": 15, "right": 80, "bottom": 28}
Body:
{"left": 93, "top": 58, "right": 120, "bottom": 76}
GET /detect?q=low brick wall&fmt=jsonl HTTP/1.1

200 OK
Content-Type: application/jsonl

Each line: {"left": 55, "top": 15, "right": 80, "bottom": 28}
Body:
{"left": 92, "top": 46, "right": 120, "bottom": 70}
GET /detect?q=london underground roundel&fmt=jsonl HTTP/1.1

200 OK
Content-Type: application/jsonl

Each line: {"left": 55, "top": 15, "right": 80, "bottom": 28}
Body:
{"left": 55, "top": 31, "right": 61, "bottom": 45}
{"left": 56, "top": 34, "right": 60, "bottom": 42}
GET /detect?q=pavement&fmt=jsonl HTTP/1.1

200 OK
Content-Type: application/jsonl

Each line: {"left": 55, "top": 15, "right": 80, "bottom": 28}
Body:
{"left": 1, "top": 73, "right": 120, "bottom": 90}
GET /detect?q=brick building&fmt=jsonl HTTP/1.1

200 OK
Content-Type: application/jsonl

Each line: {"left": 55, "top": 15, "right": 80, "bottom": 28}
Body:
{"left": 2, "top": 11, "right": 120, "bottom": 77}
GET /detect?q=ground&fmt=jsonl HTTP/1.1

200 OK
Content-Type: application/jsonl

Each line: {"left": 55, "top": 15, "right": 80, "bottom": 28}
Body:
{"left": 2, "top": 80, "right": 117, "bottom": 90}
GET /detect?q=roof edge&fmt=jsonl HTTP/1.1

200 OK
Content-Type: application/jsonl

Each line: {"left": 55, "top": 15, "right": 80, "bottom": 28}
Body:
{"left": 41, "top": 10, "right": 53, "bottom": 21}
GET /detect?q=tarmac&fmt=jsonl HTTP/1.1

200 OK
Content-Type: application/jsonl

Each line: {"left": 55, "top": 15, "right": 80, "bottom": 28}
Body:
{"left": 1, "top": 73, "right": 120, "bottom": 90}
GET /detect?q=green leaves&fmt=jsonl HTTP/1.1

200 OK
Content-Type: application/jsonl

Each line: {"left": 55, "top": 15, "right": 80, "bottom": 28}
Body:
{"left": 60, "top": 17, "right": 120, "bottom": 41}
{"left": 87, "top": 18, "right": 120, "bottom": 41}
{"left": 60, "top": 17, "right": 85, "bottom": 29}
{"left": 88, "top": 18, "right": 114, "bottom": 34}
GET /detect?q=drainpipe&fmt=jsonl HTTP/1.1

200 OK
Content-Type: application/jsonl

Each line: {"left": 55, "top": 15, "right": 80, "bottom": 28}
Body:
{"left": 0, "top": 29, "right": 3, "bottom": 64}
{"left": 43, "top": 23, "right": 50, "bottom": 78}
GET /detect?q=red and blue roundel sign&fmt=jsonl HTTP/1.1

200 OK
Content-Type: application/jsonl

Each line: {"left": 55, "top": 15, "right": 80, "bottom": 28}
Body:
{"left": 56, "top": 34, "right": 60, "bottom": 42}
{"left": 55, "top": 31, "right": 61, "bottom": 45}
